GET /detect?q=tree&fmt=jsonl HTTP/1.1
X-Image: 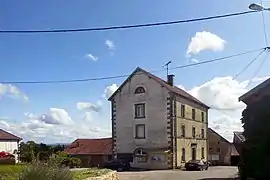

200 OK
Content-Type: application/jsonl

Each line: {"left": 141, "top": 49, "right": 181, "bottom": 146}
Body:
{"left": 18, "top": 141, "right": 38, "bottom": 162}
{"left": 240, "top": 95, "right": 270, "bottom": 179}
{"left": 18, "top": 141, "right": 68, "bottom": 163}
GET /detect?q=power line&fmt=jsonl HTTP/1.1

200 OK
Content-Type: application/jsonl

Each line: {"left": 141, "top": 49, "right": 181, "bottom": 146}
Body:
{"left": 232, "top": 48, "right": 266, "bottom": 80}
{"left": 171, "top": 48, "right": 264, "bottom": 70}
{"left": 0, "top": 11, "right": 258, "bottom": 34}
{"left": 206, "top": 48, "right": 266, "bottom": 113}
{"left": 246, "top": 49, "right": 269, "bottom": 87}
{"left": 261, "top": 0, "right": 269, "bottom": 46}
{"left": 0, "top": 47, "right": 264, "bottom": 84}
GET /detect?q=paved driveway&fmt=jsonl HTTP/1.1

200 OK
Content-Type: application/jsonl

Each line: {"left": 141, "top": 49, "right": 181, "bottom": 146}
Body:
{"left": 118, "top": 166, "right": 238, "bottom": 180}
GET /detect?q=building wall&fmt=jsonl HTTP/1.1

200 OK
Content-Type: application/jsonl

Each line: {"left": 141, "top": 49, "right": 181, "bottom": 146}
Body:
{"left": 208, "top": 130, "right": 231, "bottom": 165}
{"left": 0, "top": 140, "right": 19, "bottom": 162}
{"left": 175, "top": 100, "right": 208, "bottom": 168}
{"left": 113, "top": 71, "right": 170, "bottom": 157}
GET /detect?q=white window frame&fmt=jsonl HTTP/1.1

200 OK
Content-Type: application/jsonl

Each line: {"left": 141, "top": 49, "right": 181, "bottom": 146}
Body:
{"left": 135, "top": 124, "right": 146, "bottom": 139}
{"left": 134, "top": 103, "right": 146, "bottom": 119}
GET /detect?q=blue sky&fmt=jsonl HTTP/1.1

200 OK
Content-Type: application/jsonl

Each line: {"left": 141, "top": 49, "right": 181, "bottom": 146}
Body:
{"left": 0, "top": 0, "right": 269, "bottom": 143}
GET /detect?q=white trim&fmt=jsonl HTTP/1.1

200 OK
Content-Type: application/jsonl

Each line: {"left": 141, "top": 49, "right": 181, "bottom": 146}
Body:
{"left": 134, "top": 123, "right": 147, "bottom": 140}
{"left": 133, "top": 102, "right": 147, "bottom": 120}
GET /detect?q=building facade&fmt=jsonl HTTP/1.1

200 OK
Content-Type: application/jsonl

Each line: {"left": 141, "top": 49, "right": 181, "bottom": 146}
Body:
{"left": 0, "top": 129, "right": 22, "bottom": 163}
{"left": 109, "top": 67, "right": 209, "bottom": 169}
{"left": 208, "top": 128, "right": 234, "bottom": 166}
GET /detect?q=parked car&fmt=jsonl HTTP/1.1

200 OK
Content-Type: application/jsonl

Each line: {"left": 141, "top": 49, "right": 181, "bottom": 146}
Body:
{"left": 102, "top": 159, "right": 130, "bottom": 172}
{"left": 185, "top": 160, "right": 208, "bottom": 171}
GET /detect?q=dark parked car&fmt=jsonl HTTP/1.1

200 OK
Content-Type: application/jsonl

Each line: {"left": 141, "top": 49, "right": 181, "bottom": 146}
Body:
{"left": 185, "top": 160, "right": 208, "bottom": 171}
{"left": 102, "top": 159, "right": 130, "bottom": 172}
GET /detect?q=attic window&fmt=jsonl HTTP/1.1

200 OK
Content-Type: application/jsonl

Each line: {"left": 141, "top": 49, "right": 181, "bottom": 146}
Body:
{"left": 135, "top": 86, "right": 145, "bottom": 94}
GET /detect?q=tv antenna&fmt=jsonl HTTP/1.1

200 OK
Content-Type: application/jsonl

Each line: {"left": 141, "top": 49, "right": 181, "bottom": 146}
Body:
{"left": 163, "top": 61, "right": 171, "bottom": 76}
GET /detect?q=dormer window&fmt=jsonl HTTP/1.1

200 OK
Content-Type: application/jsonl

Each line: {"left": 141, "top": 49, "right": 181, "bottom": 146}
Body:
{"left": 135, "top": 86, "right": 145, "bottom": 94}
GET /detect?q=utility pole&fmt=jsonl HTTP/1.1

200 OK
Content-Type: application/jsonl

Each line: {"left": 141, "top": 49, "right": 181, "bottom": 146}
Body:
{"left": 163, "top": 61, "right": 171, "bottom": 76}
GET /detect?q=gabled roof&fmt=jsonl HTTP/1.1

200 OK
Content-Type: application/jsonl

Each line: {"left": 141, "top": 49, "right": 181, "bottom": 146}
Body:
{"left": 0, "top": 129, "right": 22, "bottom": 141}
{"left": 233, "top": 131, "right": 246, "bottom": 142}
{"left": 208, "top": 128, "right": 231, "bottom": 144}
{"left": 108, "top": 67, "right": 209, "bottom": 109}
{"left": 239, "top": 77, "right": 270, "bottom": 103}
{"left": 65, "top": 138, "right": 112, "bottom": 155}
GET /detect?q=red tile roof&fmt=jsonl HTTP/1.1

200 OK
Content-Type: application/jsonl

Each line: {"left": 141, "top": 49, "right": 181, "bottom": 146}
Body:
{"left": 0, "top": 129, "right": 22, "bottom": 141}
{"left": 108, "top": 67, "right": 209, "bottom": 109}
{"left": 65, "top": 138, "right": 112, "bottom": 155}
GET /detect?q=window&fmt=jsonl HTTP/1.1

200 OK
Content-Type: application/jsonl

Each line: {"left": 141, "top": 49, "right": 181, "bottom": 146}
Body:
{"left": 201, "top": 129, "right": 205, "bottom": 138}
{"left": 135, "top": 124, "right": 145, "bottom": 139}
{"left": 181, "top": 125, "right": 185, "bottom": 137}
{"left": 217, "top": 147, "right": 221, "bottom": 153}
{"left": 192, "top": 109, "right": 196, "bottom": 120}
{"left": 201, "top": 147, "right": 205, "bottom": 159}
{"left": 201, "top": 112, "right": 204, "bottom": 122}
{"left": 135, "top": 86, "right": 145, "bottom": 94}
{"left": 181, "top": 105, "right": 185, "bottom": 117}
{"left": 135, "top": 103, "right": 145, "bottom": 118}
{"left": 192, "top": 127, "right": 196, "bottom": 138}
{"left": 151, "top": 154, "right": 166, "bottom": 162}
{"left": 181, "top": 148, "right": 185, "bottom": 161}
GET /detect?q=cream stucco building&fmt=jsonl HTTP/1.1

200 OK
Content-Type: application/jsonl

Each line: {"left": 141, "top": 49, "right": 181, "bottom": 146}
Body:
{"left": 109, "top": 67, "right": 209, "bottom": 169}
{"left": 0, "top": 129, "right": 22, "bottom": 163}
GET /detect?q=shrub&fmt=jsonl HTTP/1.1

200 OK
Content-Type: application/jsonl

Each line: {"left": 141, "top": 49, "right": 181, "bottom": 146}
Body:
{"left": 48, "top": 156, "right": 81, "bottom": 168}
{"left": 0, "top": 158, "right": 15, "bottom": 165}
{"left": 19, "top": 161, "right": 73, "bottom": 180}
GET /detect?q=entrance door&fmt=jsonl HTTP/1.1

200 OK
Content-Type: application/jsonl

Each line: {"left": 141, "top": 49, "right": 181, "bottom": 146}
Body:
{"left": 192, "top": 148, "right": 196, "bottom": 160}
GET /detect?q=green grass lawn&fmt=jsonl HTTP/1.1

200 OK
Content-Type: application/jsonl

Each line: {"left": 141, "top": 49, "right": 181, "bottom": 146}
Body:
{"left": 72, "top": 168, "right": 111, "bottom": 180}
{"left": 0, "top": 164, "right": 26, "bottom": 180}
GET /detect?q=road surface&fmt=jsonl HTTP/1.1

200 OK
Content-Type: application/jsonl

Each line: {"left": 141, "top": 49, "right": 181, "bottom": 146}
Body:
{"left": 118, "top": 166, "right": 238, "bottom": 180}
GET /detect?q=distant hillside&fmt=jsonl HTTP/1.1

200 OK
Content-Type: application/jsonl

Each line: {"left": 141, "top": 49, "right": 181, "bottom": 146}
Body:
{"left": 48, "top": 143, "right": 70, "bottom": 147}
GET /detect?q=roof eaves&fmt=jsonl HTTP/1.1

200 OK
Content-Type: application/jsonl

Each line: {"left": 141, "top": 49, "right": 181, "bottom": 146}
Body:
{"left": 108, "top": 67, "right": 142, "bottom": 101}
{"left": 172, "top": 91, "right": 210, "bottom": 109}
{"left": 239, "top": 77, "right": 270, "bottom": 103}
{"left": 208, "top": 128, "right": 231, "bottom": 144}
{"left": 0, "top": 129, "right": 22, "bottom": 141}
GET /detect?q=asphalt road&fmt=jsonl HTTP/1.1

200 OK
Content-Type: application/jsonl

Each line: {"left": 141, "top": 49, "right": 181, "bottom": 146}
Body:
{"left": 118, "top": 166, "right": 238, "bottom": 180}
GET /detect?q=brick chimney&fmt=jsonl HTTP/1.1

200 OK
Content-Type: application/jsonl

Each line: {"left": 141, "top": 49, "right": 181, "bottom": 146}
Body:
{"left": 167, "top": 74, "right": 175, "bottom": 86}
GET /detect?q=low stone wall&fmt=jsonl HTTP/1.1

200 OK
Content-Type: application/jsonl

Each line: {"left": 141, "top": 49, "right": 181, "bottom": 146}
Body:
{"left": 86, "top": 171, "right": 118, "bottom": 180}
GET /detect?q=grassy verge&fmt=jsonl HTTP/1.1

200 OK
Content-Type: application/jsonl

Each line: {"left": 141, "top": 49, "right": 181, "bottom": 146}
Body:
{"left": 0, "top": 165, "right": 111, "bottom": 180}
{"left": 0, "top": 165, "right": 26, "bottom": 180}
{"left": 72, "top": 168, "right": 111, "bottom": 180}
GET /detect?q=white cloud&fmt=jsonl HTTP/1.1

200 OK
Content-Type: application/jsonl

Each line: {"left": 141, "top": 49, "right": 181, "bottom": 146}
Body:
{"left": 187, "top": 31, "right": 226, "bottom": 56}
{"left": 185, "top": 76, "right": 269, "bottom": 141}
{"left": 1, "top": 107, "right": 111, "bottom": 144}
{"left": 177, "top": 85, "right": 186, "bottom": 91}
{"left": 77, "top": 101, "right": 102, "bottom": 112}
{"left": 25, "top": 108, "right": 74, "bottom": 125}
{"left": 188, "top": 76, "right": 247, "bottom": 110}
{"left": 251, "top": 76, "right": 270, "bottom": 82}
{"left": 105, "top": 39, "right": 115, "bottom": 50}
{"left": 0, "top": 84, "right": 28, "bottom": 102}
{"left": 85, "top": 54, "right": 99, "bottom": 61}
{"left": 190, "top": 58, "right": 199, "bottom": 63}
{"left": 103, "top": 84, "right": 118, "bottom": 99}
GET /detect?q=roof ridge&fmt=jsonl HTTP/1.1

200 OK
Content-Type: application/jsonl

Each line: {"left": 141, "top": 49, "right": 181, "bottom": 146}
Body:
{"left": 139, "top": 68, "right": 209, "bottom": 108}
